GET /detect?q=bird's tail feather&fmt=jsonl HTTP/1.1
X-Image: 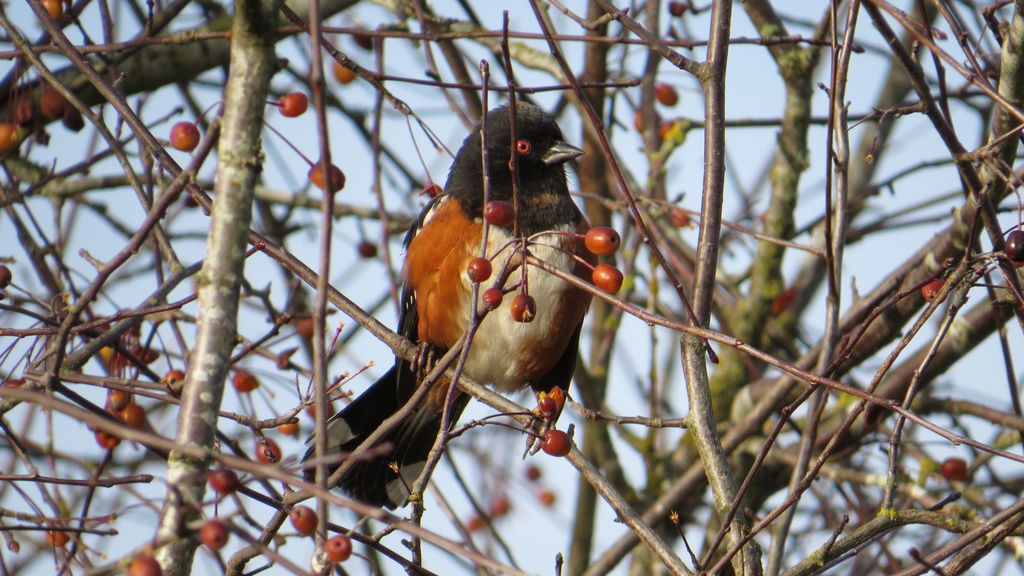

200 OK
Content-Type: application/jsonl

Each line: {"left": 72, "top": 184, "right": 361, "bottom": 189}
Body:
{"left": 303, "top": 363, "right": 468, "bottom": 509}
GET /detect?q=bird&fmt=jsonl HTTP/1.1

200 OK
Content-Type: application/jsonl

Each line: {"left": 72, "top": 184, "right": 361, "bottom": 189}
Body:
{"left": 304, "top": 101, "right": 594, "bottom": 509}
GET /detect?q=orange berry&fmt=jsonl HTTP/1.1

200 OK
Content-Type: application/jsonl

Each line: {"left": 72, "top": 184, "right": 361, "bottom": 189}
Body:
{"left": 277, "top": 421, "right": 299, "bottom": 435}
{"left": 118, "top": 402, "right": 146, "bottom": 429}
{"left": 921, "top": 279, "right": 944, "bottom": 303}
{"left": 332, "top": 62, "right": 356, "bottom": 84}
{"left": 0, "top": 123, "right": 20, "bottom": 152}
{"left": 107, "top": 389, "right": 131, "bottom": 412}
{"left": 584, "top": 227, "right": 621, "bottom": 256}
{"left": 129, "top": 555, "right": 162, "bottom": 576}
{"left": 537, "top": 489, "right": 556, "bottom": 507}
{"left": 42, "top": 0, "right": 63, "bottom": 19}
{"left": 164, "top": 369, "right": 186, "bottom": 385}
{"left": 592, "top": 264, "right": 624, "bottom": 293}
{"left": 95, "top": 430, "right": 121, "bottom": 449}
{"left": 46, "top": 530, "right": 70, "bottom": 547}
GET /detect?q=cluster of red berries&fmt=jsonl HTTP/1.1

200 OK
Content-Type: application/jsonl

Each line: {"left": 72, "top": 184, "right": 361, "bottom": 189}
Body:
{"left": 288, "top": 506, "right": 354, "bottom": 562}
{"left": 167, "top": 91, "right": 347, "bottom": 195}
{"left": 469, "top": 201, "right": 625, "bottom": 324}
{"left": 1, "top": 87, "right": 75, "bottom": 154}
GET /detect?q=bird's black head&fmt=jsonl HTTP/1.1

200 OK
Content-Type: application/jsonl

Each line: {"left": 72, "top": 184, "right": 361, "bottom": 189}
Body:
{"left": 444, "top": 102, "right": 583, "bottom": 232}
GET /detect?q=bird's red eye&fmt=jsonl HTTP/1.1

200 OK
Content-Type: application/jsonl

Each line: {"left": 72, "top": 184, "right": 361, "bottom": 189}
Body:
{"left": 515, "top": 139, "right": 531, "bottom": 155}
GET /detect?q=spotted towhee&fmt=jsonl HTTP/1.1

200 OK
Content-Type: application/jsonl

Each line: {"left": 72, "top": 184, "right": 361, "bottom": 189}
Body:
{"left": 305, "top": 102, "right": 594, "bottom": 509}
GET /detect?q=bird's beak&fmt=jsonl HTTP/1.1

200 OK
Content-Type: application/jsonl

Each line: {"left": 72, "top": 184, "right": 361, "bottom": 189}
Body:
{"left": 542, "top": 141, "right": 583, "bottom": 166}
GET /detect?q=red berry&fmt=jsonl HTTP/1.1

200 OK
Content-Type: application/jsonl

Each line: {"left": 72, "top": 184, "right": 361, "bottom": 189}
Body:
{"left": 199, "top": 519, "right": 229, "bottom": 550}
{"left": 324, "top": 534, "right": 353, "bottom": 562}
{"left": 466, "top": 257, "right": 492, "bottom": 283}
{"left": 277, "top": 421, "right": 299, "bottom": 435}
{"left": 256, "top": 437, "right": 281, "bottom": 464}
{"left": 510, "top": 293, "right": 536, "bottom": 323}
{"left": 169, "top": 122, "right": 200, "bottom": 152}
{"left": 0, "top": 264, "right": 11, "bottom": 288}
{"left": 537, "top": 395, "right": 559, "bottom": 419}
{"left": 46, "top": 530, "right": 70, "bottom": 547}
{"left": 525, "top": 465, "right": 542, "bottom": 481}
{"left": 39, "top": 89, "right": 67, "bottom": 119}
{"left": 668, "top": 1, "right": 687, "bottom": 17}
{"left": 232, "top": 370, "right": 260, "bottom": 393}
{"left": 540, "top": 429, "right": 571, "bottom": 457}
{"left": 592, "top": 264, "right": 624, "bottom": 293}
{"left": 584, "top": 227, "right": 621, "bottom": 256}
{"left": 207, "top": 468, "right": 240, "bottom": 495}
{"left": 483, "top": 200, "right": 515, "bottom": 227}
{"left": 921, "top": 279, "right": 944, "bottom": 303}
{"left": 308, "top": 162, "right": 346, "bottom": 193}
{"left": 0, "top": 123, "right": 19, "bottom": 152}
{"left": 289, "top": 505, "right": 317, "bottom": 535}
{"left": 278, "top": 92, "right": 309, "bottom": 117}
{"left": 940, "top": 457, "right": 969, "bottom": 482}
{"left": 654, "top": 83, "right": 679, "bottom": 107}
{"left": 481, "top": 288, "right": 503, "bottom": 310}
{"left": 332, "top": 62, "right": 356, "bottom": 85}
{"left": 107, "top": 389, "right": 131, "bottom": 412}
{"left": 1006, "top": 229, "right": 1024, "bottom": 262}
{"left": 356, "top": 241, "right": 378, "bottom": 259}
{"left": 129, "top": 555, "right": 162, "bottom": 576}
